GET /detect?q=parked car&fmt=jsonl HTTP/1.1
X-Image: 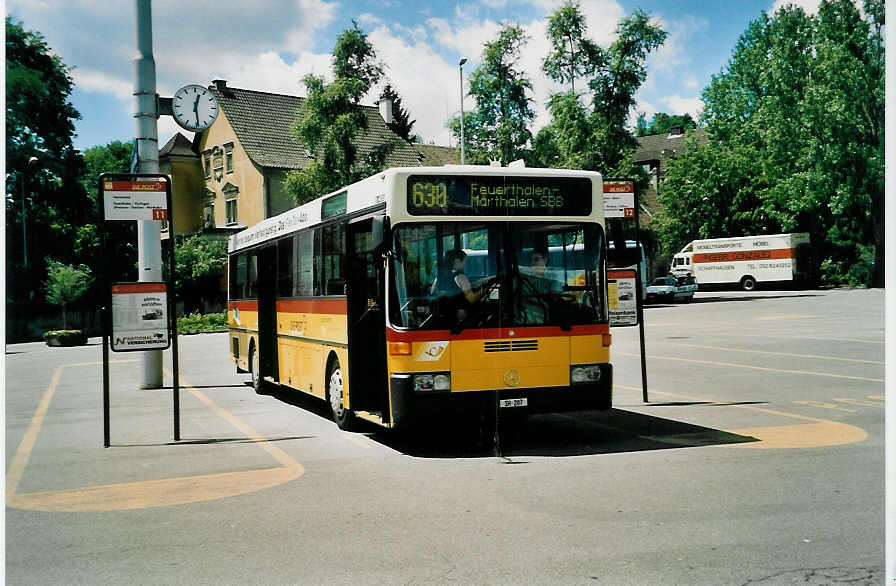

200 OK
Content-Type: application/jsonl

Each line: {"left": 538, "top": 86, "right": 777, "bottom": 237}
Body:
{"left": 646, "top": 275, "right": 697, "bottom": 303}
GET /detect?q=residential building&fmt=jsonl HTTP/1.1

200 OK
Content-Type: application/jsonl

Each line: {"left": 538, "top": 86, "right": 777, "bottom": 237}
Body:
{"left": 632, "top": 126, "right": 707, "bottom": 220}
{"left": 159, "top": 80, "right": 424, "bottom": 239}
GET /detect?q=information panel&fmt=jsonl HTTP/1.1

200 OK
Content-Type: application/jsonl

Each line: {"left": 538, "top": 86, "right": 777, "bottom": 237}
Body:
{"left": 608, "top": 268, "right": 638, "bottom": 326}
{"left": 603, "top": 181, "right": 635, "bottom": 219}
{"left": 407, "top": 175, "right": 593, "bottom": 216}
{"left": 110, "top": 282, "right": 170, "bottom": 352}
{"left": 102, "top": 178, "right": 170, "bottom": 221}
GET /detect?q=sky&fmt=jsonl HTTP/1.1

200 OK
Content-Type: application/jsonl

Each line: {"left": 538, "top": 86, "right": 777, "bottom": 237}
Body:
{"left": 6, "top": 0, "right": 824, "bottom": 153}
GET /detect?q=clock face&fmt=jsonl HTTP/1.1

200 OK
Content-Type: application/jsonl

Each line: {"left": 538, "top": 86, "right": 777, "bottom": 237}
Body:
{"left": 172, "top": 84, "right": 218, "bottom": 132}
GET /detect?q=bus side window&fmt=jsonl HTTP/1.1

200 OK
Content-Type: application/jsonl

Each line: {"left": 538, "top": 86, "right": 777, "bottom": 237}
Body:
{"left": 247, "top": 254, "right": 259, "bottom": 299}
{"left": 296, "top": 231, "right": 314, "bottom": 297}
{"left": 232, "top": 254, "right": 248, "bottom": 300}
{"left": 322, "top": 223, "right": 347, "bottom": 295}
{"left": 278, "top": 237, "right": 294, "bottom": 297}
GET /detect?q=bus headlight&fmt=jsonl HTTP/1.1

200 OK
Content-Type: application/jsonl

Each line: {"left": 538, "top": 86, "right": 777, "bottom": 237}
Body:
{"left": 571, "top": 364, "right": 601, "bottom": 384}
{"left": 413, "top": 373, "right": 450, "bottom": 392}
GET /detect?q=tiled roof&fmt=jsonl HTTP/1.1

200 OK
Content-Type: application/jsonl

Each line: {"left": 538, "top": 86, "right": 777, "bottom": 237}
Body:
{"left": 159, "top": 132, "right": 197, "bottom": 158}
{"left": 207, "top": 83, "right": 421, "bottom": 170}
{"left": 415, "top": 144, "right": 460, "bottom": 166}
{"left": 633, "top": 127, "right": 707, "bottom": 164}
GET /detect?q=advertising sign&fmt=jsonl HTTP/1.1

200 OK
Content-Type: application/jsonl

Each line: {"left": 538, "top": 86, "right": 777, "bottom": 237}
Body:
{"left": 603, "top": 181, "right": 635, "bottom": 219}
{"left": 102, "top": 178, "right": 169, "bottom": 221}
{"left": 608, "top": 269, "right": 638, "bottom": 326}
{"left": 110, "top": 282, "right": 170, "bottom": 352}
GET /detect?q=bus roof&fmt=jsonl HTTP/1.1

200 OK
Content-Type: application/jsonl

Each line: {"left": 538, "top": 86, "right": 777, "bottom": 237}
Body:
{"left": 229, "top": 166, "right": 603, "bottom": 253}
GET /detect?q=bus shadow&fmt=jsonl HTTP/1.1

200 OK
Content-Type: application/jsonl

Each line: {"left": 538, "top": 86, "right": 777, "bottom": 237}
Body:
{"left": 367, "top": 408, "right": 757, "bottom": 459}
{"left": 643, "top": 293, "right": 821, "bottom": 308}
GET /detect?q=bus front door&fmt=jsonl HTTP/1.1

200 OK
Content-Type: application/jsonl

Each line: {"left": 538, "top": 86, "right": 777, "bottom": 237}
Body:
{"left": 346, "top": 220, "right": 388, "bottom": 421}
{"left": 256, "top": 245, "right": 278, "bottom": 385}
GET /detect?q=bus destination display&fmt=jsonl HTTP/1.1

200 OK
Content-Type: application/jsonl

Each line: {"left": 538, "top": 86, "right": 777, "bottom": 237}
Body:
{"left": 407, "top": 175, "right": 592, "bottom": 216}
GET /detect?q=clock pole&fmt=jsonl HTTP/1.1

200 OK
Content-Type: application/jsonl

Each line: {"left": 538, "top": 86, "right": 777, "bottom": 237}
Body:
{"left": 134, "top": 0, "right": 164, "bottom": 389}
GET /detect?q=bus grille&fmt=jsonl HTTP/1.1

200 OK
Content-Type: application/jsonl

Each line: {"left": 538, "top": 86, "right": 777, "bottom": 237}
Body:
{"left": 484, "top": 339, "right": 538, "bottom": 353}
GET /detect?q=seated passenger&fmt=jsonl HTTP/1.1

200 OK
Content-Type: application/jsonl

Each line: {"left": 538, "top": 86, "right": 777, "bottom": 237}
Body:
{"left": 518, "top": 247, "right": 563, "bottom": 324}
{"left": 431, "top": 248, "right": 489, "bottom": 323}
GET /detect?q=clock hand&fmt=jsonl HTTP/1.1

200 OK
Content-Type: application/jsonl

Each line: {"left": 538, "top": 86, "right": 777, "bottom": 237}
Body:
{"left": 193, "top": 96, "right": 200, "bottom": 126}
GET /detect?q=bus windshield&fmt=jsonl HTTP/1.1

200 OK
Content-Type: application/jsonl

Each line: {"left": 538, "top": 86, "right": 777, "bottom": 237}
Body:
{"left": 390, "top": 222, "right": 606, "bottom": 331}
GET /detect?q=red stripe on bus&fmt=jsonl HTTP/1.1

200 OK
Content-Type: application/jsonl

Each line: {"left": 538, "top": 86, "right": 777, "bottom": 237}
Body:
{"left": 277, "top": 299, "right": 347, "bottom": 314}
{"left": 693, "top": 248, "right": 795, "bottom": 263}
{"left": 229, "top": 300, "right": 258, "bottom": 311}
{"left": 386, "top": 323, "right": 609, "bottom": 342}
{"left": 111, "top": 283, "right": 166, "bottom": 294}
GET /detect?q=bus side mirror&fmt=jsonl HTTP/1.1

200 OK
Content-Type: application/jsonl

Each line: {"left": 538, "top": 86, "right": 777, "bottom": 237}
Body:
{"left": 372, "top": 215, "right": 389, "bottom": 251}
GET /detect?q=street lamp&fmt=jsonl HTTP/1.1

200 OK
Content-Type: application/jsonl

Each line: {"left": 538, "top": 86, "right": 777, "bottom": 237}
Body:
{"left": 459, "top": 58, "right": 467, "bottom": 165}
{"left": 21, "top": 156, "right": 39, "bottom": 269}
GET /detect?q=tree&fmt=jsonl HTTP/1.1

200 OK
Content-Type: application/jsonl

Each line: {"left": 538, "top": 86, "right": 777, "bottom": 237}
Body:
{"left": 534, "top": 7, "right": 666, "bottom": 181}
{"left": 285, "top": 22, "right": 389, "bottom": 205}
{"left": 542, "top": 1, "right": 603, "bottom": 94}
{"left": 450, "top": 24, "right": 535, "bottom": 165}
{"left": 658, "top": 0, "right": 883, "bottom": 286}
{"left": 380, "top": 83, "right": 417, "bottom": 142}
{"left": 44, "top": 260, "right": 93, "bottom": 329}
{"left": 6, "top": 18, "right": 91, "bottom": 326}
{"left": 588, "top": 10, "right": 667, "bottom": 175}
{"left": 82, "top": 140, "right": 133, "bottom": 203}
{"left": 174, "top": 235, "right": 227, "bottom": 314}
{"left": 635, "top": 112, "right": 697, "bottom": 137}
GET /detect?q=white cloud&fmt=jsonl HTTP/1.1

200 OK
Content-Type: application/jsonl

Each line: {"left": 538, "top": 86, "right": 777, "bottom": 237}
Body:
{"left": 649, "top": 14, "right": 709, "bottom": 73}
{"left": 71, "top": 70, "right": 132, "bottom": 100}
{"left": 659, "top": 95, "right": 704, "bottom": 118}
{"left": 770, "top": 0, "right": 822, "bottom": 15}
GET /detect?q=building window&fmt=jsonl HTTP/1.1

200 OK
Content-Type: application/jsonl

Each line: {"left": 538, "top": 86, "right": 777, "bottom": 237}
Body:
{"left": 212, "top": 147, "right": 224, "bottom": 181}
{"left": 203, "top": 152, "right": 212, "bottom": 178}
{"left": 226, "top": 198, "right": 238, "bottom": 225}
{"left": 224, "top": 143, "right": 234, "bottom": 173}
{"left": 203, "top": 202, "right": 215, "bottom": 229}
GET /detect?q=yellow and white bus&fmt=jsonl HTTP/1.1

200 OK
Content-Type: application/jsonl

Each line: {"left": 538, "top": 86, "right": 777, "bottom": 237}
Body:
{"left": 228, "top": 166, "right": 612, "bottom": 430}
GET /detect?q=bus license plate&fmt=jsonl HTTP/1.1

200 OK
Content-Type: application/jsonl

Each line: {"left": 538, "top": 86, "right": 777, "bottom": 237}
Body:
{"left": 500, "top": 398, "right": 527, "bottom": 408}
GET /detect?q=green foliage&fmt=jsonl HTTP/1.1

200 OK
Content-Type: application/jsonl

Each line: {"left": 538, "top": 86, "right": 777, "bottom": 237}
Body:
{"left": 43, "top": 329, "right": 87, "bottom": 346}
{"left": 44, "top": 259, "right": 93, "bottom": 328}
{"left": 450, "top": 24, "right": 534, "bottom": 165}
{"left": 534, "top": 8, "right": 666, "bottom": 178}
{"left": 542, "top": 1, "right": 603, "bottom": 93}
{"left": 174, "top": 235, "right": 227, "bottom": 314}
{"left": 286, "top": 22, "right": 389, "bottom": 205}
{"left": 657, "top": 0, "right": 883, "bottom": 286}
{"left": 177, "top": 312, "right": 228, "bottom": 335}
{"left": 82, "top": 140, "right": 133, "bottom": 203}
{"left": 380, "top": 83, "right": 417, "bottom": 142}
{"left": 635, "top": 113, "right": 698, "bottom": 137}
{"left": 6, "top": 18, "right": 92, "bottom": 313}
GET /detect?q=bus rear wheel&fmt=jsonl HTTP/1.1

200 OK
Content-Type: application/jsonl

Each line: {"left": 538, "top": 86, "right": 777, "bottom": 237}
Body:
{"left": 741, "top": 275, "right": 757, "bottom": 291}
{"left": 327, "top": 359, "right": 354, "bottom": 431}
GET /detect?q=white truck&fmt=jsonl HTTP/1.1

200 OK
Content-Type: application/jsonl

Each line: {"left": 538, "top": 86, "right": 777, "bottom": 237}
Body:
{"left": 670, "top": 233, "right": 812, "bottom": 291}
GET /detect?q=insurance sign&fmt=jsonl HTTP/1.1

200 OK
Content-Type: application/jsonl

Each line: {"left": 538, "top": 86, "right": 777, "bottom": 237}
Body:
{"left": 110, "top": 282, "right": 170, "bottom": 352}
{"left": 101, "top": 177, "right": 170, "bottom": 221}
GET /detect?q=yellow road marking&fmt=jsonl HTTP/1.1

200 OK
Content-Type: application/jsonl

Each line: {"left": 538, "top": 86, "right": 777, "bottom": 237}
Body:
{"left": 616, "top": 351, "right": 883, "bottom": 383}
{"left": 7, "top": 363, "right": 304, "bottom": 511}
{"left": 664, "top": 342, "right": 883, "bottom": 365}
{"left": 616, "top": 385, "right": 868, "bottom": 449}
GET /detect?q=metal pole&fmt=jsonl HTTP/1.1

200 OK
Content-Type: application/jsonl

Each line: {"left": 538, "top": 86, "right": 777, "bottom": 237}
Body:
{"left": 135, "top": 0, "right": 163, "bottom": 388}
{"left": 633, "top": 184, "right": 648, "bottom": 402}
{"left": 459, "top": 58, "right": 467, "bottom": 165}
{"left": 20, "top": 173, "right": 27, "bottom": 270}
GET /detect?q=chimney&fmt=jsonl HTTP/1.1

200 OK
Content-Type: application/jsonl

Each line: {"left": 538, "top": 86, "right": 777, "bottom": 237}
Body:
{"left": 378, "top": 97, "right": 393, "bottom": 125}
{"left": 212, "top": 79, "right": 234, "bottom": 97}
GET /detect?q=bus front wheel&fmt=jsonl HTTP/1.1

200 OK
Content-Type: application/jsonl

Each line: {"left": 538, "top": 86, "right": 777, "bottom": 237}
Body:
{"left": 741, "top": 275, "right": 757, "bottom": 291}
{"left": 327, "top": 359, "right": 355, "bottom": 431}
